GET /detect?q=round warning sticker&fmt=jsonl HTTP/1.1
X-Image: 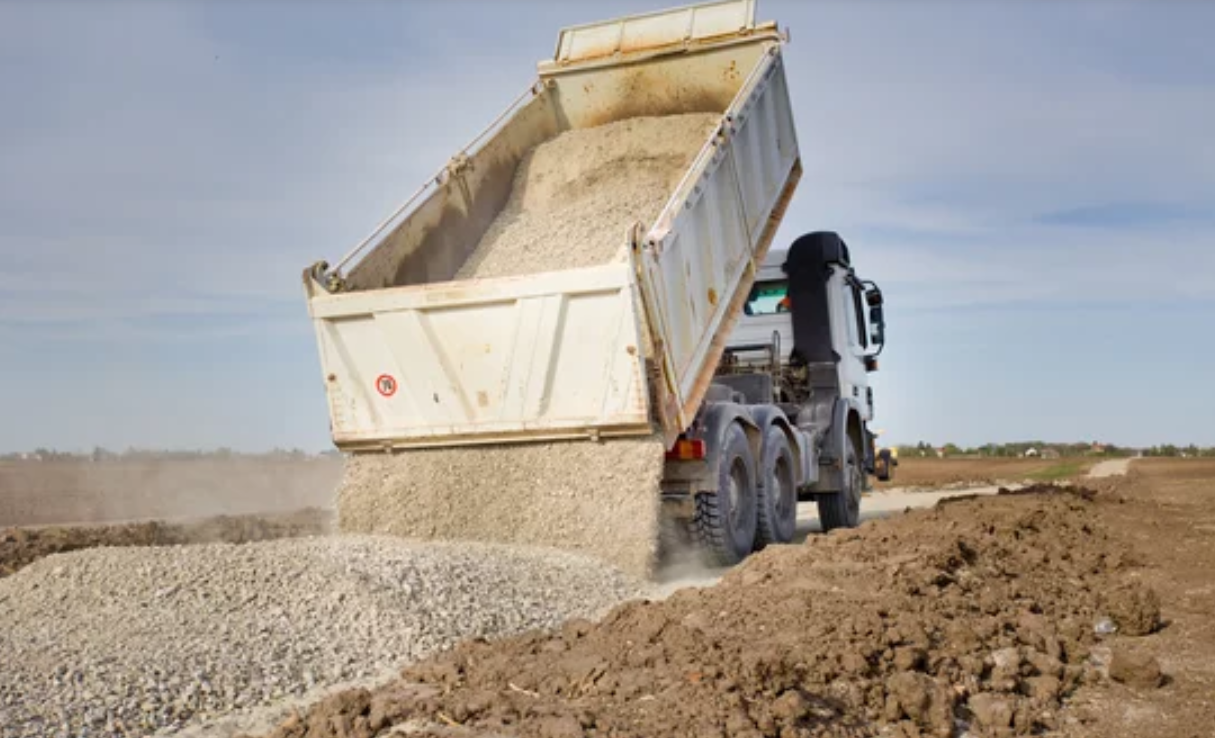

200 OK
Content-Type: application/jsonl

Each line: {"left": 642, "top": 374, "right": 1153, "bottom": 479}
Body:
{"left": 375, "top": 374, "right": 398, "bottom": 397}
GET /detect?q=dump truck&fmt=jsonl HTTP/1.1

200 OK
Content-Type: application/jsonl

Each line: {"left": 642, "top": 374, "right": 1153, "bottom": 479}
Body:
{"left": 301, "top": 0, "right": 888, "bottom": 576}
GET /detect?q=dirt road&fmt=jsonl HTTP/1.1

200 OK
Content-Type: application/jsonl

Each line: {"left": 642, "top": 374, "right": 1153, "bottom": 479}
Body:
{"left": 1086, "top": 458, "right": 1135, "bottom": 478}
{"left": 816, "top": 456, "right": 1133, "bottom": 535}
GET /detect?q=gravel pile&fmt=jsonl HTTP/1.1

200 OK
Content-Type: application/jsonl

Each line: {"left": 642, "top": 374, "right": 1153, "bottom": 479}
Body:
{"left": 0, "top": 535, "right": 644, "bottom": 737}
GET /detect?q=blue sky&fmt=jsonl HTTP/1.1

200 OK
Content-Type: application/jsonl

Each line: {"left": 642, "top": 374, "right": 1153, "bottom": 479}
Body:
{"left": 1, "top": 0, "right": 1212, "bottom": 452}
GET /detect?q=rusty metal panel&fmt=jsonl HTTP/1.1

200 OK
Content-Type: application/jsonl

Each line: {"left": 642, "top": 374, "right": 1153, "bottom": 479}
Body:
{"left": 308, "top": 264, "right": 651, "bottom": 450}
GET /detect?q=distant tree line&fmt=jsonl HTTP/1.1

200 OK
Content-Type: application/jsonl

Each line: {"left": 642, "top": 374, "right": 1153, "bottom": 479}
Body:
{"left": 1141, "top": 444, "right": 1215, "bottom": 458}
{"left": 901, "top": 441, "right": 1138, "bottom": 458}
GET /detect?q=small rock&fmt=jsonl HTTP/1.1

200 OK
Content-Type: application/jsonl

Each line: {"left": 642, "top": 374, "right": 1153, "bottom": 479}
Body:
{"left": 1106, "top": 583, "right": 1162, "bottom": 636}
{"left": 1025, "top": 675, "right": 1060, "bottom": 702}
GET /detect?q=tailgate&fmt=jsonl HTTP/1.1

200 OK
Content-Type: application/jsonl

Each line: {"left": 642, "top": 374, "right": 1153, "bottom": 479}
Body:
{"left": 305, "top": 263, "right": 652, "bottom": 450}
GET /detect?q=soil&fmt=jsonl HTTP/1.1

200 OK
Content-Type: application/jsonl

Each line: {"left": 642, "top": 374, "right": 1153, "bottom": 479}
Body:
{"left": 250, "top": 480, "right": 1178, "bottom": 738}
{"left": 874, "top": 457, "right": 1097, "bottom": 491}
{"left": 1050, "top": 459, "right": 1215, "bottom": 737}
{"left": 0, "top": 507, "right": 331, "bottom": 578}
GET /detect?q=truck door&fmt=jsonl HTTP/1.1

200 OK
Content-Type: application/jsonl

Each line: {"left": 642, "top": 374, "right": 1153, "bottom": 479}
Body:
{"left": 830, "top": 270, "right": 873, "bottom": 421}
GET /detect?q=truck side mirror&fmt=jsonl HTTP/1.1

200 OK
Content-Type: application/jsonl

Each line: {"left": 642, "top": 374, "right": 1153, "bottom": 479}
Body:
{"left": 863, "top": 282, "right": 885, "bottom": 348}
{"left": 869, "top": 304, "right": 885, "bottom": 346}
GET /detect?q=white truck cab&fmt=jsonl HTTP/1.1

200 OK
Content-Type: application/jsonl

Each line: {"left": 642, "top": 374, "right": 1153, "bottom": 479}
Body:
{"left": 673, "top": 232, "right": 886, "bottom": 564}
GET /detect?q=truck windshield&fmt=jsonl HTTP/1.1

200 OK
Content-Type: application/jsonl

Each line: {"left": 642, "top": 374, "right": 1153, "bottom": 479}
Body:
{"left": 744, "top": 280, "right": 790, "bottom": 316}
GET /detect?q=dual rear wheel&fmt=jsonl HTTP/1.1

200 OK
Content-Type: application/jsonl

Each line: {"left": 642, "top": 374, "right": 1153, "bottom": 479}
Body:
{"left": 692, "top": 423, "right": 862, "bottom": 567}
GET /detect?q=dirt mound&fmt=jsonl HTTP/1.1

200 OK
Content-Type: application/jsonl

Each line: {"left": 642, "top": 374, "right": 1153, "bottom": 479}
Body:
{"left": 0, "top": 508, "right": 331, "bottom": 578}
{"left": 250, "top": 484, "right": 1154, "bottom": 738}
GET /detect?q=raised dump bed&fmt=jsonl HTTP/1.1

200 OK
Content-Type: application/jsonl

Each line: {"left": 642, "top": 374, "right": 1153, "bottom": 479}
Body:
{"left": 302, "top": 0, "right": 802, "bottom": 577}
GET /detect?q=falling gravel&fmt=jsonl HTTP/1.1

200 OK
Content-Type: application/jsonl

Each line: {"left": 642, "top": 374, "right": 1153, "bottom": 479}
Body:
{"left": 338, "top": 437, "right": 667, "bottom": 581}
{"left": 0, "top": 535, "right": 644, "bottom": 737}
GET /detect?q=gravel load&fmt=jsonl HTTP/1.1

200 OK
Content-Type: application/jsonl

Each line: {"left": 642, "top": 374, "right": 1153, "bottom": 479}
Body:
{"left": 455, "top": 112, "right": 719, "bottom": 280}
{"left": 0, "top": 535, "right": 644, "bottom": 737}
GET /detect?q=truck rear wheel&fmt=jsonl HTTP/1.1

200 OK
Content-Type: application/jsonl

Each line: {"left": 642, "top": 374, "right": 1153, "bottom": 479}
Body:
{"left": 755, "top": 427, "right": 797, "bottom": 548}
{"left": 693, "top": 423, "right": 757, "bottom": 566}
{"left": 817, "top": 435, "right": 862, "bottom": 531}
{"left": 875, "top": 448, "right": 894, "bottom": 482}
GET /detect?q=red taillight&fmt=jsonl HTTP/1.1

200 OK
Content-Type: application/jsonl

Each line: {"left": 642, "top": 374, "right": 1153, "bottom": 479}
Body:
{"left": 665, "top": 438, "right": 706, "bottom": 461}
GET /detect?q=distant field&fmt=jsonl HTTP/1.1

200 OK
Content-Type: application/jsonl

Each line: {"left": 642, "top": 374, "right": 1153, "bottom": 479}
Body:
{"left": 875, "top": 455, "right": 1100, "bottom": 489}
{"left": 0, "top": 458, "right": 343, "bottom": 527}
{"left": 1133, "top": 457, "right": 1215, "bottom": 483}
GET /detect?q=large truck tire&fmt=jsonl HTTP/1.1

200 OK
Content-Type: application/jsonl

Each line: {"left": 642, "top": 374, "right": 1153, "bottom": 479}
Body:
{"left": 755, "top": 427, "right": 797, "bottom": 548}
{"left": 693, "top": 423, "right": 758, "bottom": 566}
{"left": 817, "top": 435, "right": 862, "bottom": 531}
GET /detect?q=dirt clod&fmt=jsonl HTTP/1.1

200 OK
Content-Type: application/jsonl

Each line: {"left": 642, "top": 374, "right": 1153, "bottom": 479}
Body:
{"left": 968, "top": 692, "right": 1015, "bottom": 732}
{"left": 1103, "top": 581, "right": 1162, "bottom": 636}
{"left": 1109, "top": 648, "right": 1164, "bottom": 689}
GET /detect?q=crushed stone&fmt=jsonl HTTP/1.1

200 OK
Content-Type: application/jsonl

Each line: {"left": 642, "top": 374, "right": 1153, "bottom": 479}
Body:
{"left": 0, "top": 535, "right": 644, "bottom": 737}
{"left": 455, "top": 112, "right": 719, "bottom": 280}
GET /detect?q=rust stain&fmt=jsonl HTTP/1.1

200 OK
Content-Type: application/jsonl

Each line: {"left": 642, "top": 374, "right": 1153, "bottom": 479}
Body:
{"left": 626, "top": 345, "right": 637, "bottom": 356}
{"left": 707, "top": 288, "right": 718, "bottom": 306}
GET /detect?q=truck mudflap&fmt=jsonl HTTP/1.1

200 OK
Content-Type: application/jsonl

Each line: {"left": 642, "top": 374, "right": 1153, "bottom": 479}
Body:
{"left": 812, "top": 396, "right": 868, "bottom": 494}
